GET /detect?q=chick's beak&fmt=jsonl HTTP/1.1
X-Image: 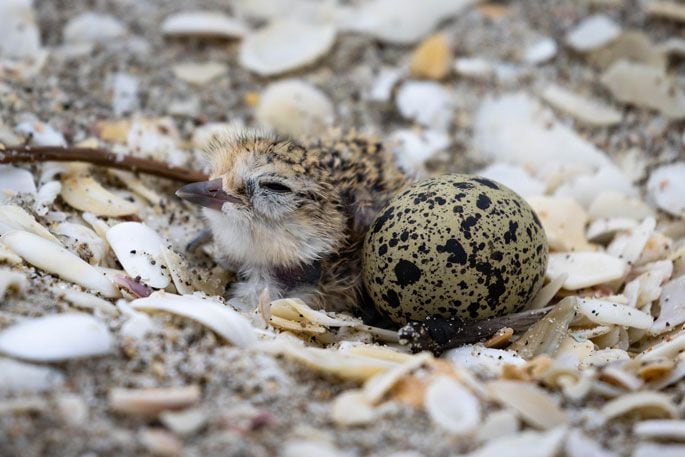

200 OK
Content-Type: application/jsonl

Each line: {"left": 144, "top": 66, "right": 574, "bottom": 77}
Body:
{"left": 175, "top": 178, "right": 241, "bottom": 211}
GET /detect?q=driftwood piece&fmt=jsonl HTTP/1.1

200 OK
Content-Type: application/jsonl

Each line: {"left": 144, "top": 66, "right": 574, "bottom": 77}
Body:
{"left": 0, "top": 145, "right": 209, "bottom": 183}
{"left": 398, "top": 306, "right": 554, "bottom": 355}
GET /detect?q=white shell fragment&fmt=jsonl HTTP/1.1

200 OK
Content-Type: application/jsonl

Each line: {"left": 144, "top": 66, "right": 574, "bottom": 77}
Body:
{"left": 389, "top": 129, "right": 450, "bottom": 177}
{"left": 130, "top": 292, "right": 257, "bottom": 347}
{"left": 239, "top": 20, "right": 336, "bottom": 76}
{"left": 540, "top": 84, "right": 622, "bottom": 127}
{"left": 331, "top": 389, "right": 375, "bottom": 426}
{"left": 109, "top": 385, "right": 201, "bottom": 415}
{"left": 487, "top": 381, "right": 567, "bottom": 430}
{"left": 0, "top": 204, "right": 61, "bottom": 244}
{"left": 647, "top": 162, "right": 685, "bottom": 217}
{"left": 464, "top": 427, "right": 567, "bottom": 457}
{"left": 565, "top": 15, "right": 621, "bottom": 52}
{"left": 651, "top": 277, "right": 685, "bottom": 335}
{"left": 159, "top": 408, "right": 209, "bottom": 436}
{"left": 601, "top": 61, "right": 685, "bottom": 119}
{"left": 56, "top": 288, "right": 118, "bottom": 315}
{"left": 425, "top": 376, "right": 481, "bottom": 435}
{"left": 601, "top": 391, "right": 677, "bottom": 421}
{"left": 523, "top": 38, "right": 557, "bottom": 64}
{"left": 172, "top": 62, "right": 227, "bottom": 86}
{"left": 255, "top": 79, "right": 335, "bottom": 137}
{"left": 633, "top": 443, "right": 685, "bottom": 457}
{"left": 0, "top": 165, "right": 36, "bottom": 201}
{"left": 60, "top": 174, "right": 138, "bottom": 217}
{"left": 478, "top": 163, "right": 545, "bottom": 198}
{"left": 63, "top": 12, "right": 127, "bottom": 44}
{"left": 0, "top": 313, "right": 114, "bottom": 362}
{"left": 578, "top": 298, "right": 653, "bottom": 329}
{"left": 444, "top": 345, "right": 525, "bottom": 377}
{"left": 0, "top": 357, "right": 64, "bottom": 393}
{"left": 54, "top": 221, "right": 107, "bottom": 265}
{"left": 106, "top": 222, "right": 170, "bottom": 289}
{"left": 0, "top": 268, "right": 26, "bottom": 300}
{"left": 1, "top": 230, "right": 118, "bottom": 297}
{"left": 527, "top": 196, "right": 591, "bottom": 252}
{"left": 161, "top": 11, "right": 247, "bottom": 39}
{"left": 547, "top": 252, "right": 627, "bottom": 290}
{"left": 607, "top": 217, "right": 655, "bottom": 264}
{"left": 588, "top": 191, "right": 655, "bottom": 221}
{"left": 396, "top": 81, "right": 452, "bottom": 130}
{"left": 634, "top": 420, "right": 685, "bottom": 441}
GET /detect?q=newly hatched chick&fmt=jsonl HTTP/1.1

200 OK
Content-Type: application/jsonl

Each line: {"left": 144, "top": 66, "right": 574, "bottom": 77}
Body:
{"left": 176, "top": 130, "right": 408, "bottom": 313}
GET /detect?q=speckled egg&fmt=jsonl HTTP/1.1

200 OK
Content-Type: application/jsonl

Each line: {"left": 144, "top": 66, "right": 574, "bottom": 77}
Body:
{"left": 362, "top": 174, "right": 548, "bottom": 325}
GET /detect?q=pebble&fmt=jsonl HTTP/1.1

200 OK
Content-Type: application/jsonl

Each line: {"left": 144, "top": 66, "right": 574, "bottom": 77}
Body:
{"left": 540, "top": 84, "right": 622, "bottom": 127}
{"left": 239, "top": 20, "right": 336, "bottom": 76}
{"left": 410, "top": 34, "right": 451, "bottom": 80}
{"left": 63, "top": 12, "right": 127, "bottom": 44}
{"left": 161, "top": 10, "right": 247, "bottom": 39}
{"left": 523, "top": 38, "right": 557, "bottom": 64}
{"left": 565, "top": 14, "right": 621, "bottom": 52}
{"left": 647, "top": 162, "right": 685, "bottom": 217}
{"left": 396, "top": 81, "right": 452, "bottom": 130}
{"left": 388, "top": 129, "right": 450, "bottom": 176}
{"left": 255, "top": 79, "right": 334, "bottom": 137}
{"left": 601, "top": 61, "right": 685, "bottom": 119}
{"left": 172, "top": 62, "right": 227, "bottom": 86}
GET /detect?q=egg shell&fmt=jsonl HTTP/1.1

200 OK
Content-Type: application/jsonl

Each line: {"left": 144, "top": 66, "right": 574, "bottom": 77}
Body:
{"left": 363, "top": 174, "right": 548, "bottom": 325}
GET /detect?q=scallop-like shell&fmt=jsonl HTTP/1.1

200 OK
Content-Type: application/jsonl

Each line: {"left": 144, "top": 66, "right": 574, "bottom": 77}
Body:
{"left": 239, "top": 20, "right": 336, "bottom": 76}
{"left": 0, "top": 204, "right": 61, "bottom": 244}
{"left": 130, "top": 292, "right": 256, "bottom": 348}
{"left": 547, "top": 252, "right": 627, "bottom": 290}
{"left": 487, "top": 380, "right": 567, "bottom": 430}
{"left": 601, "top": 391, "right": 677, "bottom": 421}
{"left": 1, "top": 230, "right": 118, "bottom": 297}
{"left": 577, "top": 298, "right": 653, "bottom": 329}
{"left": 0, "top": 313, "right": 114, "bottom": 362}
{"left": 425, "top": 376, "right": 481, "bottom": 435}
{"left": 106, "top": 222, "right": 170, "bottom": 289}
{"left": 60, "top": 174, "right": 138, "bottom": 217}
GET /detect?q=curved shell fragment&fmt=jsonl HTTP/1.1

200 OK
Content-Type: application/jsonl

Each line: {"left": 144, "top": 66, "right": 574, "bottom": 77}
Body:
{"left": 464, "top": 426, "right": 567, "bottom": 457}
{"left": 1, "top": 230, "right": 118, "bottom": 297}
{"left": 578, "top": 298, "right": 653, "bottom": 329}
{"left": 651, "top": 276, "right": 685, "bottom": 335}
{"left": 161, "top": 11, "right": 247, "bottom": 38}
{"left": 106, "top": 222, "right": 170, "bottom": 289}
{"left": 0, "top": 313, "right": 114, "bottom": 362}
{"left": 60, "top": 174, "right": 138, "bottom": 217}
{"left": 425, "top": 376, "right": 482, "bottom": 435}
{"left": 547, "top": 252, "right": 627, "bottom": 290}
{"left": 53, "top": 221, "right": 107, "bottom": 265}
{"left": 487, "top": 380, "right": 567, "bottom": 430}
{"left": 601, "top": 391, "right": 677, "bottom": 421}
{"left": 130, "top": 292, "right": 257, "bottom": 347}
{"left": 331, "top": 389, "right": 375, "bottom": 426}
{"left": 0, "top": 204, "right": 61, "bottom": 244}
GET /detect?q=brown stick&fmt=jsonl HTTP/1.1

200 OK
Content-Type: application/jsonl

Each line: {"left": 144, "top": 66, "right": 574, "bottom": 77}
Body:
{"left": 0, "top": 145, "right": 209, "bottom": 183}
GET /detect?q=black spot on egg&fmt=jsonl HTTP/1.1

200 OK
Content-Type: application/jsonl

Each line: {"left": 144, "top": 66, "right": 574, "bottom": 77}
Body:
{"left": 394, "top": 259, "right": 422, "bottom": 286}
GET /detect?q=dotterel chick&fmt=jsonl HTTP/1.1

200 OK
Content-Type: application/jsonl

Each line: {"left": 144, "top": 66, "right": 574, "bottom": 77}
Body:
{"left": 176, "top": 130, "right": 408, "bottom": 314}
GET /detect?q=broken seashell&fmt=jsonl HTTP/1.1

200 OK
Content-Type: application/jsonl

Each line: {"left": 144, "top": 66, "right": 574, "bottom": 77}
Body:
{"left": 487, "top": 380, "right": 567, "bottom": 429}
{"left": 363, "top": 352, "right": 431, "bottom": 404}
{"left": 159, "top": 407, "right": 208, "bottom": 436}
{"left": 239, "top": 20, "right": 335, "bottom": 76}
{"left": 651, "top": 276, "right": 685, "bottom": 335}
{"left": 108, "top": 170, "right": 161, "bottom": 205}
{"left": 0, "top": 165, "right": 36, "bottom": 201}
{"left": 0, "top": 204, "right": 61, "bottom": 244}
{"left": 600, "top": 366, "right": 644, "bottom": 391}
{"left": 607, "top": 217, "right": 656, "bottom": 264}
{"left": 601, "top": 391, "right": 677, "bottom": 421}
{"left": 269, "top": 298, "right": 359, "bottom": 335}
{"left": 130, "top": 292, "right": 256, "bottom": 347}
{"left": 633, "top": 443, "right": 685, "bottom": 457}
{"left": 523, "top": 38, "right": 557, "bottom": 64}
{"left": 53, "top": 221, "right": 107, "bottom": 265}
{"left": 161, "top": 11, "right": 247, "bottom": 38}
{"left": 331, "top": 389, "right": 375, "bottom": 426}
{"left": 477, "top": 409, "right": 520, "bottom": 443}
{"left": 565, "top": 428, "right": 617, "bottom": 457}
{"left": 33, "top": 181, "right": 61, "bottom": 216}
{"left": 478, "top": 163, "right": 545, "bottom": 198}
{"left": 540, "top": 84, "right": 621, "bottom": 126}
{"left": 255, "top": 79, "right": 334, "bottom": 138}
{"left": 588, "top": 191, "right": 655, "bottom": 221}
{"left": 367, "top": 66, "right": 403, "bottom": 102}
{"left": 396, "top": 81, "right": 452, "bottom": 130}
{"left": 60, "top": 174, "right": 138, "bottom": 217}
{"left": 425, "top": 376, "right": 481, "bottom": 435}
{"left": 644, "top": 0, "right": 685, "bottom": 23}
{"left": 444, "top": 345, "right": 525, "bottom": 377}
{"left": 55, "top": 287, "right": 118, "bottom": 315}
{"left": 634, "top": 419, "right": 685, "bottom": 441}
{"left": 637, "top": 358, "right": 675, "bottom": 382}
{"left": 511, "top": 297, "right": 577, "bottom": 359}
{"left": 601, "top": 61, "right": 685, "bottom": 119}
{"left": 587, "top": 218, "right": 638, "bottom": 243}
{"left": 389, "top": 129, "right": 450, "bottom": 178}
{"left": 109, "top": 385, "right": 201, "bottom": 415}
{"left": 0, "top": 241, "right": 21, "bottom": 264}
{"left": 565, "top": 14, "right": 621, "bottom": 52}
{"left": 0, "top": 313, "right": 114, "bottom": 362}
{"left": 527, "top": 196, "right": 592, "bottom": 252}
{"left": 1, "top": 230, "right": 118, "bottom": 297}
{"left": 63, "top": 12, "right": 127, "bottom": 44}
{"left": 171, "top": 61, "right": 227, "bottom": 87}
{"left": 106, "top": 222, "right": 170, "bottom": 289}
{"left": 464, "top": 426, "right": 566, "bottom": 457}
{"left": 0, "top": 357, "right": 64, "bottom": 393}
{"left": 581, "top": 349, "right": 630, "bottom": 369}
{"left": 578, "top": 298, "right": 653, "bottom": 329}
{"left": 647, "top": 162, "right": 685, "bottom": 217}
{"left": 547, "top": 252, "right": 627, "bottom": 290}
{"left": 0, "top": 267, "right": 26, "bottom": 300}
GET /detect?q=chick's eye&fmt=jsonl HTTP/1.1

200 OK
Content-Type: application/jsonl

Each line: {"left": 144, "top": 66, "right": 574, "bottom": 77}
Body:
{"left": 261, "top": 181, "right": 292, "bottom": 193}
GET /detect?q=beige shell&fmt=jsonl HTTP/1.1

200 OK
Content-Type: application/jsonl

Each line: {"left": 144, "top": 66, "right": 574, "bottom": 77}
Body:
{"left": 363, "top": 175, "right": 548, "bottom": 324}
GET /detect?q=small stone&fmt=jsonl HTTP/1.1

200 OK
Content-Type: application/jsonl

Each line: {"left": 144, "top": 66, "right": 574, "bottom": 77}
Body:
{"left": 647, "top": 162, "right": 685, "bottom": 217}
{"left": 523, "top": 38, "right": 557, "bottom": 64}
{"left": 255, "top": 79, "right": 334, "bottom": 137}
{"left": 63, "top": 12, "right": 127, "bottom": 44}
{"left": 566, "top": 14, "right": 621, "bottom": 52}
{"left": 396, "top": 81, "right": 452, "bottom": 130}
{"left": 601, "top": 61, "right": 685, "bottom": 119}
{"left": 239, "top": 20, "right": 336, "bottom": 76}
{"left": 540, "top": 84, "right": 622, "bottom": 126}
{"left": 172, "top": 62, "right": 227, "bottom": 86}
{"left": 161, "top": 11, "right": 247, "bottom": 39}
{"left": 587, "top": 31, "right": 666, "bottom": 70}
{"left": 410, "top": 34, "right": 451, "bottom": 80}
